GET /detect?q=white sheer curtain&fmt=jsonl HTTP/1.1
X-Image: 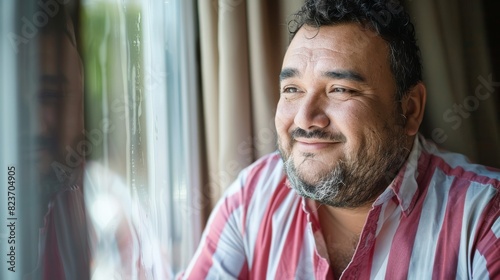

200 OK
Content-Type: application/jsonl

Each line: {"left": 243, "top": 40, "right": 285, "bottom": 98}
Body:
{"left": 81, "top": 0, "right": 202, "bottom": 277}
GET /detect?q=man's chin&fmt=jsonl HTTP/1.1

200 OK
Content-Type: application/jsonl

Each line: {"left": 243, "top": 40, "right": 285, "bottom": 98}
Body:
{"left": 292, "top": 170, "right": 323, "bottom": 186}
{"left": 292, "top": 159, "right": 337, "bottom": 180}
{"left": 287, "top": 161, "right": 336, "bottom": 186}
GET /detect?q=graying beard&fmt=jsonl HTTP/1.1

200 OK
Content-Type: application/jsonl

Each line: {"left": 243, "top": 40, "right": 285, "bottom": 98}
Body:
{"left": 284, "top": 156, "right": 345, "bottom": 205}
{"left": 281, "top": 131, "right": 408, "bottom": 208}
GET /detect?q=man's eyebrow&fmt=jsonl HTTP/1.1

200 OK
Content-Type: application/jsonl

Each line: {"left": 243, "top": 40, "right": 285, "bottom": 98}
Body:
{"left": 280, "top": 68, "right": 367, "bottom": 83}
{"left": 279, "top": 68, "right": 300, "bottom": 82}
{"left": 323, "top": 70, "right": 366, "bottom": 83}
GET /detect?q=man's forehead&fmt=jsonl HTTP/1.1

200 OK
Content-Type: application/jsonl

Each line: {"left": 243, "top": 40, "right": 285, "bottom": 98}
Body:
{"left": 283, "top": 23, "right": 390, "bottom": 72}
{"left": 284, "top": 47, "right": 353, "bottom": 63}
{"left": 287, "top": 23, "right": 385, "bottom": 56}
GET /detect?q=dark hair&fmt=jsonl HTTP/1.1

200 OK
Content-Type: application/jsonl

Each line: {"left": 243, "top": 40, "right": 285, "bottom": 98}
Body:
{"left": 289, "top": 0, "right": 422, "bottom": 100}
{"left": 38, "top": 5, "right": 78, "bottom": 48}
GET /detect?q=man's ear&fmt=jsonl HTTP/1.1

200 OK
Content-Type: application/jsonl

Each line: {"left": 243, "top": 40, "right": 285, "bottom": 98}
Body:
{"left": 401, "top": 82, "right": 426, "bottom": 136}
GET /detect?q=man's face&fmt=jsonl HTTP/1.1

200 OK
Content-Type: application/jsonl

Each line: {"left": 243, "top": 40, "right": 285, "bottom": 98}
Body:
{"left": 276, "top": 23, "right": 410, "bottom": 208}
{"left": 36, "top": 32, "right": 84, "bottom": 177}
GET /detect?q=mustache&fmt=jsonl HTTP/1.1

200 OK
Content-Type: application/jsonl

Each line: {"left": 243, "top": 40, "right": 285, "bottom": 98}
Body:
{"left": 290, "top": 128, "right": 346, "bottom": 143}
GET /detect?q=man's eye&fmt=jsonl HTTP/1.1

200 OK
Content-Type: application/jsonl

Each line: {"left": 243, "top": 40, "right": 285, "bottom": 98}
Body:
{"left": 38, "top": 90, "right": 63, "bottom": 102}
{"left": 282, "top": 87, "right": 299, "bottom": 94}
{"left": 331, "top": 87, "right": 356, "bottom": 94}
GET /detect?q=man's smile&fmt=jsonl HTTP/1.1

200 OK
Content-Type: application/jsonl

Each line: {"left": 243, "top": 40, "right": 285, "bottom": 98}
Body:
{"left": 294, "top": 137, "right": 341, "bottom": 151}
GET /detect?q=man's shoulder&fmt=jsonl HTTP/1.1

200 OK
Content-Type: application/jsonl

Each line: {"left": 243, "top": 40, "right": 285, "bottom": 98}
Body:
{"left": 410, "top": 138, "right": 500, "bottom": 237}
{"left": 419, "top": 136, "right": 500, "bottom": 189}
{"left": 416, "top": 137, "right": 500, "bottom": 228}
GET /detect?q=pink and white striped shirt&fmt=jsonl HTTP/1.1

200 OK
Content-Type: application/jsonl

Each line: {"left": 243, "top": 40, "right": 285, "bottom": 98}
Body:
{"left": 182, "top": 135, "right": 500, "bottom": 279}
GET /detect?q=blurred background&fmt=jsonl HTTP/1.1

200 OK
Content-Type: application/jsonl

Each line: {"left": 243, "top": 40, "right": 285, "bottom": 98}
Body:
{"left": 0, "top": 0, "right": 499, "bottom": 279}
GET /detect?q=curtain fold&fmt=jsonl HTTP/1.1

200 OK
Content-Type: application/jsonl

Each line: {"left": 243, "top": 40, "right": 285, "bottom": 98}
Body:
{"left": 217, "top": 0, "right": 253, "bottom": 198}
{"left": 197, "top": 0, "right": 221, "bottom": 207}
{"left": 407, "top": 0, "right": 500, "bottom": 167}
{"left": 247, "top": 1, "right": 282, "bottom": 159}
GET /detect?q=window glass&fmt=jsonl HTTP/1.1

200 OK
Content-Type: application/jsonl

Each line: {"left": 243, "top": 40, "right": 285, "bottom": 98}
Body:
{"left": 1, "top": 0, "right": 201, "bottom": 278}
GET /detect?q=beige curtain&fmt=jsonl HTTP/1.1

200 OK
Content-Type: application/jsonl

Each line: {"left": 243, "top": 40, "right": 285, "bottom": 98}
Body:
{"left": 406, "top": 0, "right": 500, "bottom": 167}
{"left": 197, "top": 0, "right": 500, "bottom": 218}
{"left": 197, "top": 0, "right": 303, "bottom": 211}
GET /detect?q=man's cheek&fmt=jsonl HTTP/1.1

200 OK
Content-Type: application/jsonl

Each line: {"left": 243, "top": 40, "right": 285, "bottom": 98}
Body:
{"left": 274, "top": 113, "right": 289, "bottom": 130}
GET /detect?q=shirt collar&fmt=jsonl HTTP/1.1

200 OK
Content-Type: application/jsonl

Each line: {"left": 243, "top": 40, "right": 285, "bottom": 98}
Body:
{"left": 374, "top": 135, "right": 425, "bottom": 216}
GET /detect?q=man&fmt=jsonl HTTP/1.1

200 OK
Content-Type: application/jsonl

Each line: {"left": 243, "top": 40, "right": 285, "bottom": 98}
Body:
{"left": 182, "top": 0, "right": 500, "bottom": 279}
{"left": 30, "top": 8, "right": 166, "bottom": 280}
{"left": 25, "top": 7, "right": 90, "bottom": 279}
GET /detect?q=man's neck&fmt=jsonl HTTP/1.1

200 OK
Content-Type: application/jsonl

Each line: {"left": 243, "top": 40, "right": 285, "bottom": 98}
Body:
{"left": 317, "top": 203, "right": 373, "bottom": 279}
{"left": 318, "top": 203, "right": 372, "bottom": 238}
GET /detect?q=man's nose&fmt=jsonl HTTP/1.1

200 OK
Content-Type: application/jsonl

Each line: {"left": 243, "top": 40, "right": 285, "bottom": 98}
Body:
{"left": 38, "top": 104, "right": 58, "bottom": 137}
{"left": 294, "top": 93, "right": 330, "bottom": 131}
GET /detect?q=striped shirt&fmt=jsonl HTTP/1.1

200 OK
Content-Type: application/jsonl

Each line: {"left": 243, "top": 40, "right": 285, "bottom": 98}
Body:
{"left": 182, "top": 135, "right": 500, "bottom": 279}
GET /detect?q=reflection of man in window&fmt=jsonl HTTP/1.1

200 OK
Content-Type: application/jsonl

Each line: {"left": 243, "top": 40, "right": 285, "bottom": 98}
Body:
{"left": 30, "top": 7, "right": 90, "bottom": 280}
{"left": 30, "top": 7, "right": 166, "bottom": 279}
{"left": 37, "top": 14, "right": 85, "bottom": 190}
